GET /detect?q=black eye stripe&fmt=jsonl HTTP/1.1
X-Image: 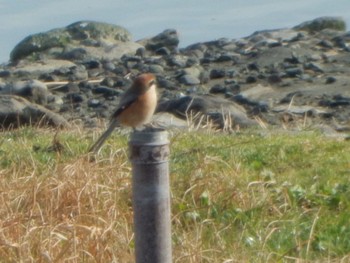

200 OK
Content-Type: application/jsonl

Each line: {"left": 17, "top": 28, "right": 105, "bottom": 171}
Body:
{"left": 149, "top": 79, "right": 156, "bottom": 86}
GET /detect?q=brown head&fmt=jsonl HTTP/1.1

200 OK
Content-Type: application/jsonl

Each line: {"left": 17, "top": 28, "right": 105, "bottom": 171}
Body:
{"left": 129, "top": 73, "right": 156, "bottom": 94}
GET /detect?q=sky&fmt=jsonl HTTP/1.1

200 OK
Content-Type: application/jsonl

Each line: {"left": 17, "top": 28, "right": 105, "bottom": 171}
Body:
{"left": 0, "top": 0, "right": 349, "bottom": 63}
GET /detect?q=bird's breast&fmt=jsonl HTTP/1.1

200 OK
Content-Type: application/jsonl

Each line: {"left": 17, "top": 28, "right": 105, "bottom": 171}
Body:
{"left": 117, "top": 84, "right": 157, "bottom": 128}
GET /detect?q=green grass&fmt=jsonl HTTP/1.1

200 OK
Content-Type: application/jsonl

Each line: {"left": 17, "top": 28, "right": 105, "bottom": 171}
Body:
{"left": 0, "top": 127, "right": 350, "bottom": 262}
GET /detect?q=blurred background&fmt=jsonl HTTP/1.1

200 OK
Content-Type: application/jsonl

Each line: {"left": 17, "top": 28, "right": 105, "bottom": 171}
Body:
{"left": 0, "top": 0, "right": 349, "bottom": 63}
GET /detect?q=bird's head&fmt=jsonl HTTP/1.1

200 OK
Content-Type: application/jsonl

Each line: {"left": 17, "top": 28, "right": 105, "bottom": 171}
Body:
{"left": 132, "top": 73, "right": 156, "bottom": 93}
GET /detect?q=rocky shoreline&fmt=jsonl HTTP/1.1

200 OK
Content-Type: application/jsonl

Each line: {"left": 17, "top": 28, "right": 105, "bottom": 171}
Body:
{"left": 1, "top": 17, "right": 350, "bottom": 137}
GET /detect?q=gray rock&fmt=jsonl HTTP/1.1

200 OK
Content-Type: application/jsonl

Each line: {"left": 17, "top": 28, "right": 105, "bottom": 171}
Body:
{"left": 92, "top": 86, "right": 121, "bottom": 97}
{"left": 65, "top": 93, "right": 85, "bottom": 103}
{"left": 182, "top": 66, "right": 202, "bottom": 79}
{"left": 139, "top": 29, "right": 179, "bottom": 52}
{"left": 54, "top": 82, "right": 80, "bottom": 93}
{"left": 157, "top": 95, "right": 257, "bottom": 129}
{"left": 246, "top": 75, "right": 258, "bottom": 83}
{"left": 209, "top": 84, "right": 227, "bottom": 94}
{"left": 233, "top": 84, "right": 275, "bottom": 111}
{"left": 10, "top": 21, "right": 140, "bottom": 62}
{"left": 152, "top": 112, "right": 188, "bottom": 129}
{"left": 0, "top": 95, "right": 69, "bottom": 128}
{"left": 60, "top": 47, "right": 88, "bottom": 60}
{"left": 155, "top": 47, "right": 171, "bottom": 55}
{"left": 0, "top": 70, "right": 11, "bottom": 78}
{"left": 293, "top": 16, "right": 346, "bottom": 33}
{"left": 167, "top": 55, "right": 188, "bottom": 67}
{"left": 304, "top": 62, "right": 324, "bottom": 73}
{"left": 272, "top": 105, "right": 329, "bottom": 116}
{"left": 148, "top": 64, "right": 164, "bottom": 74}
{"left": 0, "top": 79, "right": 49, "bottom": 105}
{"left": 285, "top": 67, "right": 304, "bottom": 77}
{"left": 87, "top": 98, "right": 102, "bottom": 108}
{"left": 12, "top": 59, "right": 78, "bottom": 79}
{"left": 210, "top": 69, "right": 226, "bottom": 79}
{"left": 67, "top": 65, "right": 89, "bottom": 81}
{"left": 178, "top": 74, "right": 201, "bottom": 85}
{"left": 326, "top": 76, "right": 337, "bottom": 84}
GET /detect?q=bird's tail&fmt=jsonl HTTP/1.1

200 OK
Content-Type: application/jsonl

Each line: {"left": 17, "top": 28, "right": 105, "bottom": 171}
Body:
{"left": 88, "top": 119, "right": 119, "bottom": 153}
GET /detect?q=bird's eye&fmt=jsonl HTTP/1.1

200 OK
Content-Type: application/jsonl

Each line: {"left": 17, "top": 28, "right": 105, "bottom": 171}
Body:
{"left": 148, "top": 79, "right": 156, "bottom": 86}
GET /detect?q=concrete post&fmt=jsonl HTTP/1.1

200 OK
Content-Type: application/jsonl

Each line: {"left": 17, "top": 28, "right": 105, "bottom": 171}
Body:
{"left": 129, "top": 129, "right": 172, "bottom": 263}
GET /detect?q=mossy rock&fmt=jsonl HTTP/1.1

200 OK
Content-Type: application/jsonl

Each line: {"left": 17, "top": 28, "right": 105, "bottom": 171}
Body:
{"left": 294, "top": 16, "right": 346, "bottom": 33}
{"left": 10, "top": 21, "right": 132, "bottom": 61}
{"left": 10, "top": 29, "right": 70, "bottom": 61}
{"left": 66, "top": 21, "right": 131, "bottom": 42}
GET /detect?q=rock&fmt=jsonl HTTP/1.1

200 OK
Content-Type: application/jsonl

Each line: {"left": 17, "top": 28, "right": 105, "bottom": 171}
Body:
{"left": 148, "top": 64, "right": 164, "bottom": 74}
{"left": 0, "top": 95, "right": 69, "bottom": 129}
{"left": 272, "top": 105, "right": 330, "bottom": 116}
{"left": 254, "top": 44, "right": 320, "bottom": 69}
{"left": 268, "top": 74, "right": 283, "bottom": 84}
{"left": 67, "top": 65, "right": 89, "bottom": 81}
{"left": 0, "top": 70, "right": 11, "bottom": 78}
{"left": 178, "top": 74, "right": 200, "bottom": 85}
{"left": 155, "top": 47, "right": 171, "bottom": 56}
{"left": 318, "top": 39, "right": 334, "bottom": 49}
{"left": 54, "top": 82, "right": 80, "bottom": 93}
{"left": 92, "top": 86, "right": 121, "bottom": 97}
{"left": 10, "top": 21, "right": 141, "bottom": 62}
{"left": 82, "top": 59, "right": 101, "bottom": 70}
{"left": 103, "top": 60, "right": 116, "bottom": 71}
{"left": 246, "top": 75, "right": 258, "bottom": 83}
{"left": 182, "top": 66, "right": 202, "bottom": 79}
{"left": 66, "top": 21, "right": 131, "bottom": 42}
{"left": 279, "top": 91, "right": 304, "bottom": 104}
{"left": 285, "top": 67, "right": 304, "bottom": 77}
{"left": 152, "top": 112, "right": 189, "bottom": 129}
{"left": 60, "top": 47, "right": 88, "bottom": 60}
{"left": 304, "top": 62, "right": 324, "bottom": 73}
{"left": 139, "top": 29, "right": 179, "bottom": 52}
{"left": 209, "top": 84, "right": 227, "bottom": 94}
{"left": 0, "top": 79, "right": 49, "bottom": 105}
{"left": 65, "top": 93, "right": 85, "bottom": 103}
{"left": 3, "top": 17, "right": 350, "bottom": 131}
{"left": 167, "top": 55, "right": 188, "bottom": 67}
{"left": 157, "top": 78, "right": 178, "bottom": 90}
{"left": 248, "top": 29, "right": 302, "bottom": 43}
{"left": 156, "top": 95, "right": 257, "bottom": 129}
{"left": 293, "top": 16, "right": 346, "bottom": 33}
{"left": 210, "top": 69, "right": 226, "bottom": 79}
{"left": 319, "top": 95, "right": 350, "bottom": 107}
{"left": 325, "top": 76, "right": 337, "bottom": 84}
{"left": 87, "top": 98, "right": 102, "bottom": 108}
{"left": 11, "top": 59, "right": 78, "bottom": 79}
{"left": 232, "top": 85, "right": 275, "bottom": 111}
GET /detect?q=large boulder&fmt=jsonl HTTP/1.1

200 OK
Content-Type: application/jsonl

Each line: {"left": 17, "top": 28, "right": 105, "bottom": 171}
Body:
{"left": 0, "top": 95, "right": 69, "bottom": 129}
{"left": 0, "top": 79, "right": 49, "bottom": 105}
{"left": 293, "top": 16, "right": 346, "bottom": 33}
{"left": 138, "top": 29, "right": 179, "bottom": 53}
{"left": 157, "top": 95, "right": 257, "bottom": 129}
{"left": 10, "top": 59, "right": 87, "bottom": 81}
{"left": 10, "top": 21, "right": 142, "bottom": 62}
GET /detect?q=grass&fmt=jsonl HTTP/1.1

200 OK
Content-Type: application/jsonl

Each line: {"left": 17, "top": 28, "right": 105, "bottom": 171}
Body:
{"left": 0, "top": 127, "right": 350, "bottom": 262}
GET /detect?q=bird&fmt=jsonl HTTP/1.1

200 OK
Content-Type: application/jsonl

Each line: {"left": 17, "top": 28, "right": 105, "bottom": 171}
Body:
{"left": 88, "top": 73, "right": 158, "bottom": 153}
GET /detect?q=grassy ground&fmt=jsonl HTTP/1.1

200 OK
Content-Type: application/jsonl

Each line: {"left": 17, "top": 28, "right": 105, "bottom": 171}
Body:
{"left": 0, "top": 127, "right": 349, "bottom": 262}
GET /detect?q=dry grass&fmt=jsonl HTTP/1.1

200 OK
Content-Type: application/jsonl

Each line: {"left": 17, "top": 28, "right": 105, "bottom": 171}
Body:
{"left": 0, "top": 127, "right": 350, "bottom": 262}
{"left": 0, "top": 128, "right": 135, "bottom": 262}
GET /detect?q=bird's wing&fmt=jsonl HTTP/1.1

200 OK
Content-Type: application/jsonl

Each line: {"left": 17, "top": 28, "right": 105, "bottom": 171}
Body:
{"left": 111, "top": 88, "right": 139, "bottom": 119}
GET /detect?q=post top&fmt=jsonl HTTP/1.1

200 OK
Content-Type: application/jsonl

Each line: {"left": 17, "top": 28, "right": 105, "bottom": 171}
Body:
{"left": 130, "top": 127, "right": 168, "bottom": 145}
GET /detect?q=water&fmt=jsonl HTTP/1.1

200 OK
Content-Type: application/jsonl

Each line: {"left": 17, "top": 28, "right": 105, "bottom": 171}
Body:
{"left": 0, "top": 0, "right": 349, "bottom": 64}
